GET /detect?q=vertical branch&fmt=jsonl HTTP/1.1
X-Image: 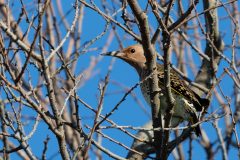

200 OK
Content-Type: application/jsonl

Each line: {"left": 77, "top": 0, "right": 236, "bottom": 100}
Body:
{"left": 161, "top": 1, "right": 175, "bottom": 159}
{"left": 194, "top": 0, "right": 224, "bottom": 95}
{"left": 127, "top": 0, "right": 162, "bottom": 158}
{"left": 0, "top": 104, "right": 9, "bottom": 160}
{"left": 213, "top": 118, "right": 228, "bottom": 160}
{"left": 83, "top": 70, "right": 110, "bottom": 159}
{"left": 38, "top": 0, "right": 70, "bottom": 160}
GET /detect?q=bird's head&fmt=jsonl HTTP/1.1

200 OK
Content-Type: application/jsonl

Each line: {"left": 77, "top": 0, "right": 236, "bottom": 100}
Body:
{"left": 101, "top": 44, "right": 147, "bottom": 73}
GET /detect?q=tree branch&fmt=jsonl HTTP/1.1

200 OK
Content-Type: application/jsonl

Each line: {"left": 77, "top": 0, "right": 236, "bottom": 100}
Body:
{"left": 127, "top": 0, "right": 162, "bottom": 159}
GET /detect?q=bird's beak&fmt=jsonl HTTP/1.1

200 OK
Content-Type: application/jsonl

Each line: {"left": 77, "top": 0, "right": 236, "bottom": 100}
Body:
{"left": 100, "top": 50, "right": 124, "bottom": 57}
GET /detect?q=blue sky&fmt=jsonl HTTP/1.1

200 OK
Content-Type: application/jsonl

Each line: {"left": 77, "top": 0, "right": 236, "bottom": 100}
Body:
{"left": 2, "top": 0, "right": 240, "bottom": 159}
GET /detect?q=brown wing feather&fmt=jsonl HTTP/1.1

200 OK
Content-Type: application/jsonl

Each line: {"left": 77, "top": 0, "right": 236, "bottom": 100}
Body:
{"left": 157, "top": 64, "right": 208, "bottom": 111}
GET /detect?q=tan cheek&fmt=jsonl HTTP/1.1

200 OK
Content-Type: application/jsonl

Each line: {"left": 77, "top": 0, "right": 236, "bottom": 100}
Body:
{"left": 132, "top": 54, "right": 138, "bottom": 59}
{"left": 122, "top": 52, "right": 129, "bottom": 58}
{"left": 125, "top": 53, "right": 130, "bottom": 58}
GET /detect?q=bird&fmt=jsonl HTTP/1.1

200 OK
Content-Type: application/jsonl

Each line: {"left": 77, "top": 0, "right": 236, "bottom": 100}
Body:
{"left": 101, "top": 44, "right": 209, "bottom": 136}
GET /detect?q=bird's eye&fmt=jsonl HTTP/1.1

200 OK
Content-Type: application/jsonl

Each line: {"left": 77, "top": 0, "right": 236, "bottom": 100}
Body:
{"left": 130, "top": 49, "right": 135, "bottom": 53}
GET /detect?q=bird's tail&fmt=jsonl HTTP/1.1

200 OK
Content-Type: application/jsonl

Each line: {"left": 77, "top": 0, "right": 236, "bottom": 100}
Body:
{"left": 194, "top": 124, "right": 202, "bottom": 137}
{"left": 200, "top": 98, "right": 210, "bottom": 108}
{"left": 194, "top": 94, "right": 210, "bottom": 111}
{"left": 190, "top": 113, "right": 202, "bottom": 137}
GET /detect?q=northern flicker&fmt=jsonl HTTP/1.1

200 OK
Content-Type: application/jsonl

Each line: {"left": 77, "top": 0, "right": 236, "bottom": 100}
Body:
{"left": 102, "top": 44, "right": 209, "bottom": 136}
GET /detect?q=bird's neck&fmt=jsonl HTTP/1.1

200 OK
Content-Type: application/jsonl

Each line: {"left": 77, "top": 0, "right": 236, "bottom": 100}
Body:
{"left": 137, "top": 63, "right": 163, "bottom": 80}
{"left": 136, "top": 65, "right": 149, "bottom": 80}
{"left": 126, "top": 61, "right": 146, "bottom": 78}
